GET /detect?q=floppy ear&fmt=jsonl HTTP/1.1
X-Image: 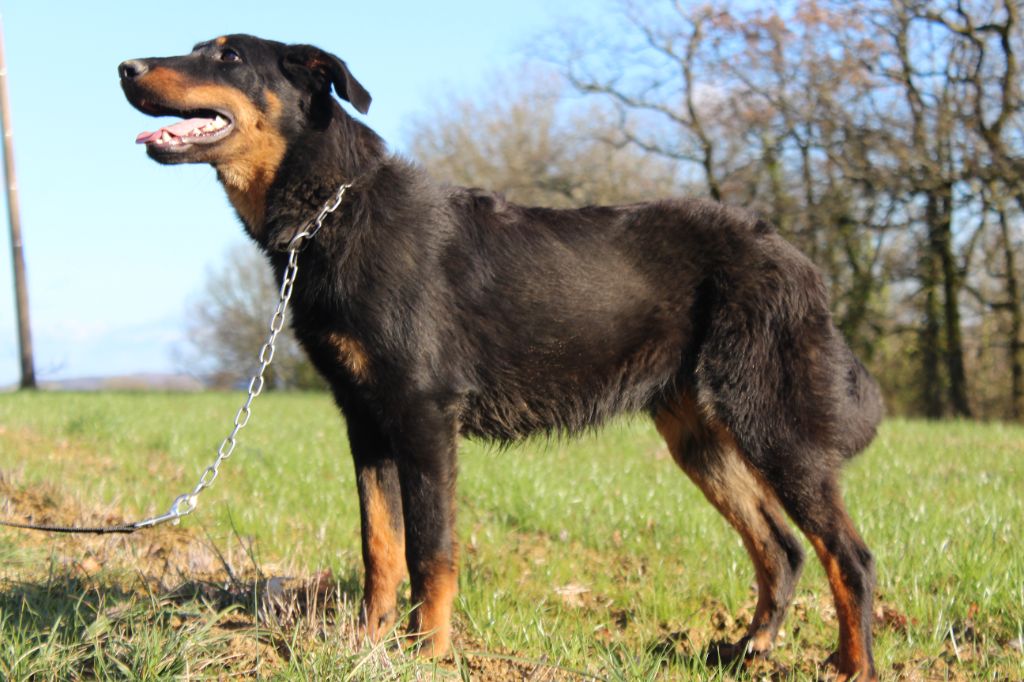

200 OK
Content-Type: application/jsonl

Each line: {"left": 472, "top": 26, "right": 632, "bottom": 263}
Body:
{"left": 282, "top": 45, "right": 371, "bottom": 115}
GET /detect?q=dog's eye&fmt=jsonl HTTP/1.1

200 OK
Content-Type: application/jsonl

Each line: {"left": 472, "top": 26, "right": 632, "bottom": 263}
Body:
{"left": 219, "top": 48, "right": 242, "bottom": 63}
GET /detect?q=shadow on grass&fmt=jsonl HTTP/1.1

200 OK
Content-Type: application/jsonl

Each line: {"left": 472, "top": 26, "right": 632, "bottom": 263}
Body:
{"left": 640, "top": 629, "right": 810, "bottom": 681}
{"left": 0, "top": 563, "right": 367, "bottom": 678}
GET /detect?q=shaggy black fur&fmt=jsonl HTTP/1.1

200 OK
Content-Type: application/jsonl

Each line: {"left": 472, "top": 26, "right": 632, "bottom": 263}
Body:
{"left": 120, "top": 35, "right": 883, "bottom": 679}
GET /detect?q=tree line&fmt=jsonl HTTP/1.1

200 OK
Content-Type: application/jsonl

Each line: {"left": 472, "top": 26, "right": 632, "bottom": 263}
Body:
{"left": 187, "top": 0, "right": 1023, "bottom": 421}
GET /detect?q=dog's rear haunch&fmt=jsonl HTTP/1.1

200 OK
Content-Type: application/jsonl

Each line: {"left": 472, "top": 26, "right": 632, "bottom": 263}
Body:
{"left": 120, "top": 35, "right": 883, "bottom": 680}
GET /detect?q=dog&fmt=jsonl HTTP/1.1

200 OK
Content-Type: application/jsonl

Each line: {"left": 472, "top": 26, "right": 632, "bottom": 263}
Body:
{"left": 119, "top": 35, "right": 883, "bottom": 680}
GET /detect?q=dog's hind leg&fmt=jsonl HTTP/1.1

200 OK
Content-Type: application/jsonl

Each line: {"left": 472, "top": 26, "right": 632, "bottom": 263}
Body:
{"left": 760, "top": 464, "right": 876, "bottom": 681}
{"left": 654, "top": 397, "right": 805, "bottom": 663}
{"left": 347, "top": 416, "right": 406, "bottom": 643}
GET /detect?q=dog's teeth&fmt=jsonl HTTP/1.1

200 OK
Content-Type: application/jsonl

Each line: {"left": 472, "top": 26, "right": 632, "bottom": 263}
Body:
{"left": 161, "top": 131, "right": 172, "bottom": 142}
{"left": 203, "top": 123, "right": 215, "bottom": 132}
{"left": 214, "top": 116, "right": 227, "bottom": 129}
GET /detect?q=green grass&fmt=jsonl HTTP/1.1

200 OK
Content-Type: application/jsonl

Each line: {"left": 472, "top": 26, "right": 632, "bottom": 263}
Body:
{"left": 1, "top": 391, "right": 1022, "bottom": 679}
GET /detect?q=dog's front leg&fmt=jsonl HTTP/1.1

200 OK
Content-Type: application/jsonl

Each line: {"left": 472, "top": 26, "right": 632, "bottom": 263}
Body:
{"left": 393, "top": 400, "right": 459, "bottom": 657}
{"left": 348, "top": 416, "right": 406, "bottom": 643}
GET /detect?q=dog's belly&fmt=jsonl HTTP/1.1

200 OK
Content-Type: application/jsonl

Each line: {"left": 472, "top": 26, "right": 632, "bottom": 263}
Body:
{"left": 457, "top": 292, "right": 689, "bottom": 441}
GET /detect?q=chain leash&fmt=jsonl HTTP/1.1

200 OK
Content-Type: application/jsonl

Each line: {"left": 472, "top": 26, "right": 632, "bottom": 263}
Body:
{"left": 138, "top": 180, "right": 353, "bottom": 529}
{"left": 0, "top": 182, "right": 352, "bottom": 535}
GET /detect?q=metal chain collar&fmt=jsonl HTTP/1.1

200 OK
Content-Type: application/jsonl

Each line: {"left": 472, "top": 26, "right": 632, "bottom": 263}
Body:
{"left": 133, "top": 181, "right": 353, "bottom": 530}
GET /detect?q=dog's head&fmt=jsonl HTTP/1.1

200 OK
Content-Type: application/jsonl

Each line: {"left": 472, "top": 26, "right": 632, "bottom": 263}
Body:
{"left": 120, "top": 35, "right": 370, "bottom": 229}
{"left": 120, "top": 35, "right": 369, "bottom": 166}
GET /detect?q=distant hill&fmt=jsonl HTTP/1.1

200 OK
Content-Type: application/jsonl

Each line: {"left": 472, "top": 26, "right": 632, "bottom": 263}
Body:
{"left": 6, "top": 373, "right": 208, "bottom": 392}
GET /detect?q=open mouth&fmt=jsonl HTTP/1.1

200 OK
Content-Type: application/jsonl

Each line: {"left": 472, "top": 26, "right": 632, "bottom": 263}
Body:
{"left": 135, "top": 108, "right": 234, "bottom": 150}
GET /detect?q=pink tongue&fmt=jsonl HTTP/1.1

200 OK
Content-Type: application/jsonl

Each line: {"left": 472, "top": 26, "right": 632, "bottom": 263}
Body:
{"left": 135, "top": 117, "right": 215, "bottom": 144}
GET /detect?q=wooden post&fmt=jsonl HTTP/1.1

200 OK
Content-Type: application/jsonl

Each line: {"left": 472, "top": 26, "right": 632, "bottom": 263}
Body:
{"left": 0, "top": 15, "right": 36, "bottom": 389}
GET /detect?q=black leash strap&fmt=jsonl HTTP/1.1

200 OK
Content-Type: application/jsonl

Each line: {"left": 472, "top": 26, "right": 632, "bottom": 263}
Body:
{"left": 0, "top": 518, "right": 139, "bottom": 534}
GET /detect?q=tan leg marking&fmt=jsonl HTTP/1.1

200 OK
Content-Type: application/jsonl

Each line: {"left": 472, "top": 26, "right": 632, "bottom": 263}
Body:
{"left": 808, "top": 532, "right": 873, "bottom": 681}
{"left": 360, "top": 471, "right": 405, "bottom": 642}
{"left": 409, "top": 555, "right": 458, "bottom": 657}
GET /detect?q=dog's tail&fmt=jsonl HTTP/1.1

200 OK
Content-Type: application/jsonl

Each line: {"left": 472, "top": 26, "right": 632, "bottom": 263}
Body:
{"left": 838, "top": 347, "right": 884, "bottom": 458}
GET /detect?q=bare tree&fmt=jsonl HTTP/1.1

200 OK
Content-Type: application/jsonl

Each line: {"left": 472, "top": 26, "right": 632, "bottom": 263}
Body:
{"left": 921, "top": 0, "right": 1024, "bottom": 418}
{"left": 180, "top": 242, "right": 322, "bottom": 390}
{"left": 408, "top": 69, "right": 681, "bottom": 206}
{"left": 552, "top": 2, "right": 743, "bottom": 202}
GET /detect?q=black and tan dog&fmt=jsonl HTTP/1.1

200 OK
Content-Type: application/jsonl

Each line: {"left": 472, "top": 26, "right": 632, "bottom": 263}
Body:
{"left": 120, "top": 35, "right": 884, "bottom": 680}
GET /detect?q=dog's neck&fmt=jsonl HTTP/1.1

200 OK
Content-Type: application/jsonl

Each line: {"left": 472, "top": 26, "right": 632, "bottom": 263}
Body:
{"left": 218, "top": 158, "right": 282, "bottom": 235}
{"left": 234, "top": 108, "right": 387, "bottom": 248}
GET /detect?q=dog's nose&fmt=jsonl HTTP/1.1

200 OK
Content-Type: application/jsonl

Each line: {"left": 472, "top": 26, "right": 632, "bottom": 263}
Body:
{"left": 118, "top": 59, "right": 149, "bottom": 80}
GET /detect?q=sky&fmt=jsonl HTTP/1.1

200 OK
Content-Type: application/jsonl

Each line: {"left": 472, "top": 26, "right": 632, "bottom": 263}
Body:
{"left": 0, "top": 0, "right": 609, "bottom": 386}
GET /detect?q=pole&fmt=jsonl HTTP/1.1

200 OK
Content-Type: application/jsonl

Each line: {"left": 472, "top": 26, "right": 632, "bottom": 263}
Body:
{"left": 0, "top": 15, "right": 36, "bottom": 389}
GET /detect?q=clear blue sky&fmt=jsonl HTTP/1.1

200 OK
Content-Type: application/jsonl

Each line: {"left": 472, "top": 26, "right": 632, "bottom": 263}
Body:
{"left": 0, "top": 1, "right": 608, "bottom": 386}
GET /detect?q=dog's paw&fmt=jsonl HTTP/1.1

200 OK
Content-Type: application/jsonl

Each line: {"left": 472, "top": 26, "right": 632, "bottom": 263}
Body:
{"left": 706, "top": 636, "right": 770, "bottom": 667}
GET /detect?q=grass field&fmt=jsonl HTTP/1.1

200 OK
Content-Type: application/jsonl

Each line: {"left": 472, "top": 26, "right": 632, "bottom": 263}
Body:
{"left": 0, "top": 391, "right": 1021, "bottom": 680}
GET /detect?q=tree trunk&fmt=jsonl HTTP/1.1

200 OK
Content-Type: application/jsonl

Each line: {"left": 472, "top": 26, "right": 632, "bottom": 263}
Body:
{"left": 763, "top": 137, "right": 791, "bottom": 238}
{"left": 921, "top": 245, "right": 944, "bottom": 419}
{"left": 798, "top": 142, "right": 819, "bottom": 264}
{"left": 927, "top": 186, "right": 972, "bottom": 417}
{"left": 1000, "top": 204, "right": 1023, "bottom": 419}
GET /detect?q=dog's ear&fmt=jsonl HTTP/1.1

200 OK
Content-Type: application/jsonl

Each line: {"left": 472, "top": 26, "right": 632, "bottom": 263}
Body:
{"left": 282, "top": 45, "right": 371, "bottom": 115}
